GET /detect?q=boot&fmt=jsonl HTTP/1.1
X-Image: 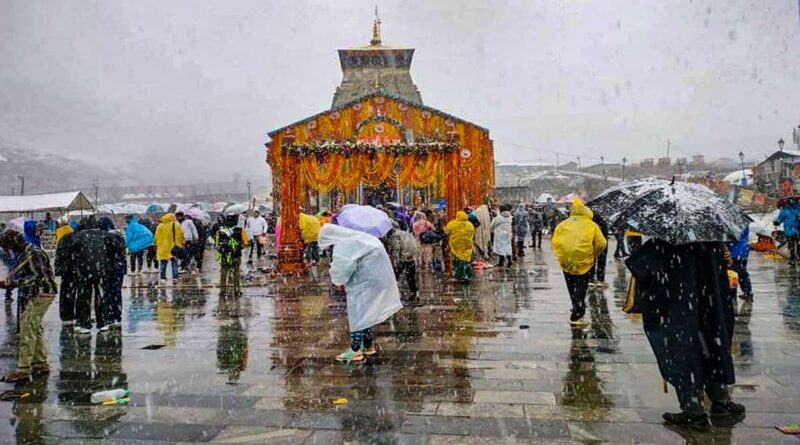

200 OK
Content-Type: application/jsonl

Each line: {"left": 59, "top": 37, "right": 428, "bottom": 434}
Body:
{"left": 663, "top": 412, "right": 711, "bottom": 432}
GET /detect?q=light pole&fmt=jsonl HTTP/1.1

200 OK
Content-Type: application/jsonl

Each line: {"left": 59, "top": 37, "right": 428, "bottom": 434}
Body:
{"left": 779, "top": 138, "right": 785, "bottom": 152}
{"left": 622, "top": 157, "right": 627, "bottom": 181}
{"left": 246, "top": 180, "right": 252, "bottom": 209}
{"left": 17, "top": 176, "right": 24, "bottom": 196}
{"left": 92, "top": 178, "right": 99, "bottom": 206}
{"left": 601, "top": 156, "right": 606, "bottom": 180}
{"left": 738, "top": 151, "right": 746, "bottom": 186}
{"left": 778, "top": 139, "right": 785, "bottom": 195}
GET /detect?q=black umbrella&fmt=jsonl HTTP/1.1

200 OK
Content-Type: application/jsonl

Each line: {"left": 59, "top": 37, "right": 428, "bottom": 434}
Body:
{"left": 610, "top": 180, "right": 750, "bottom": 244}
{"left": 587, "top": 178, "right": 666, "bottom": 223}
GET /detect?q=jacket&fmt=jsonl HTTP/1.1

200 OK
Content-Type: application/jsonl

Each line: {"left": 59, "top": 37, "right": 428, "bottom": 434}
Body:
{"left": 319, "top": 224, "right": 402, "bottom": 332}
{"left": 299, "top": 213, "right": 321, "bottom": 244}
{"left": 99, "top": 217, "right": 127, "bottom": 276}
{"left": 70, "top": 217, "right": 109, "bottom": 279}
{"left": 387, "top": 229, "right": 419, "bottom": 263}
{"left": 181, "top": 219, "right": 199, "bottom": 242}
{"left": 444, "top": 211, "right": 475, "bottom": 262}
{"left": 775, "top": 205, "right": 799, "bottom": 237}
{"left": 154, "top": 213, "right": 185, "bottom": 261}
{"left": 8, "top": 244, "right": 57, "bottom": 308}
{"left": 513, "top": 206, "right": 529, "bottom": 237}
{"left": 728, "top": 226, "right": 750, "bottom": 259}
{"left": 552, "top": 199, "right": 607, "bottom": 275}
{"left": 23, "top": 220, "right": 41, "bottom": 248}
{"left": 55, "top": 225, "right": 73, "bottom": 244}
{"left": 490, "top": 211, "right": 513, "bottom": 256}
{"left": 125, "top": 216, "right": 155, "bottom": 254}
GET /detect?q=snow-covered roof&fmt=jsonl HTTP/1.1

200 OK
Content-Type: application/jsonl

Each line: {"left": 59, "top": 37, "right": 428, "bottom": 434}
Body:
{"left": 0, "top": 191, "right": 94, "bottom": 213}
{"left": 722, "top": 169, "right": 752, "bottom": 184}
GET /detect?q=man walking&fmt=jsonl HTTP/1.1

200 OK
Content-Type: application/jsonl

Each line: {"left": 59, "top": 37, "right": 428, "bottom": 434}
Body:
{"left": 729, "top": 226, "right": 753, "bottom": 300}
{"left": 176, "top": 212, "right": 199, "bottom": 273}
{"left": 246, "top": 210, "right": 269, "bottom": 263}
{"left": 0, "top": 230, "right": 57, "bottom": 383}
{"left": 552, "top": 199, "right": 607, "bottom": 326}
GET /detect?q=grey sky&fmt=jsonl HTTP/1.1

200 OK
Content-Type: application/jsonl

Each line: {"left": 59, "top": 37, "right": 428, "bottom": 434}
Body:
{"left": 1, "top": 0, "right": 799, "bottom": 184}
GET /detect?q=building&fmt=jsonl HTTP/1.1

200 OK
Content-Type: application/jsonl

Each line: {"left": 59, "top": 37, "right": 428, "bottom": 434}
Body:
{"left": 752, "top": 150, "right": 800, "bottom": 197}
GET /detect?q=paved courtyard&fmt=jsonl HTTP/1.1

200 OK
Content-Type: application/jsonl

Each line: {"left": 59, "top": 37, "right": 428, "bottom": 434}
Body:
{"left": 1, "top": 241, "right": 799, "bottom": 444}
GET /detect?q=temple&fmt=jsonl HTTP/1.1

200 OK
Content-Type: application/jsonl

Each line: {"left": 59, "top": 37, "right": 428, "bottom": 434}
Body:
{"left": 266, "top": 15, "right": 494, "bottom": 272}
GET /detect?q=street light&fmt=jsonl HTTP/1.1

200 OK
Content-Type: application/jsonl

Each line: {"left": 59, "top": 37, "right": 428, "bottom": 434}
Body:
{"left": 738, "top": 151, "right": 747, "bottom": 186}
{"left": 622, "top": 157, "right": 627, "bottom": 181}
{"left": 778, "top": 138, "right": 785, "bottom": 152}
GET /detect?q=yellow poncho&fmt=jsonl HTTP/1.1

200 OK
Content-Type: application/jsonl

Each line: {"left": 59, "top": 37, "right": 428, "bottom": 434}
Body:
{"left": 552, "top": 198, "right": 607, "bottom": 275}
{"left": 299, "top": 213, "right": 321, "bottom": 244}
{"left": 445, "top": 211, "right": 475, "bottom": 262}
{"left": 55, "top": 225, "right": 73, "bottom": 243}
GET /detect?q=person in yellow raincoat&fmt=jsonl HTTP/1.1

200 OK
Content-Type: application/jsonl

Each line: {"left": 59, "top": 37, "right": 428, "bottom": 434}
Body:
{"left": 55, "top": 222, "right": 73, "bottom": 244}
{"left": 552, "top": 198, "right": 607, "bottom": 325}
{"left": 154, "top": 213, "right": 185, "bottom": 283}
{"left": 299, "top": 213, "right": 321, "bottom": 265}
{"left": 444, "top": 211, "right": 475, "bottom": 282}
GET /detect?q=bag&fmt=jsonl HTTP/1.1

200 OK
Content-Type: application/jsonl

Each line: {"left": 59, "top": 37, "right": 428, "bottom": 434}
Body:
{"left": 170, "top": 223, "right": 187, "bottom": 260}
{"left": 419, "top": 230, "right": 442, "bottom": 245}
{"left": 256, "top": 234, "right": 268, "bottom": 246}
{"left": 216, "top": 228, "right": 241, "bottom": 266}
{"left": 622, "top": 277, "right": 640, "bottom": 314}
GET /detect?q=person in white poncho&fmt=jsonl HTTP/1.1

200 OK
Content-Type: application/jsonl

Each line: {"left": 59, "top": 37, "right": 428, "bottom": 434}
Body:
{"left": 318, "top": 224, "right": 403, "bottom": 362}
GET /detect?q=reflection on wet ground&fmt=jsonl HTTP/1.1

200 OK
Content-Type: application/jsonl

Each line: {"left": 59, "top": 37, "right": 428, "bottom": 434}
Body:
{"left": 1, "top": 241, "right": 799, "bottom": 444}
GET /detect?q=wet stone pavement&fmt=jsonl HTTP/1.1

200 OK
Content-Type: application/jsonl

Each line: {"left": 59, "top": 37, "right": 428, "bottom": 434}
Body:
{"left": 1, "top": 241, "right": 799, "bottom": 445}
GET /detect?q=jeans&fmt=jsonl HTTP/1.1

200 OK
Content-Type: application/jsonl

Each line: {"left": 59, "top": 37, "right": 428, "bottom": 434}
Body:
{"left": 159, "top": 258, "right": 179, "bottom": 280}
{"left": 515, "top": 238, "right": 526, "bottom": 257}
{"left": 58, "top": 275, "right": 77, "bottom": 322}
{"left": 220, "top": 258, "right": 242, "bottom": 296}
{"left": 129, "top": 251, "right": 144, "bottom": 273}
{"left": 101, "top": 272, "right": 123, "bottom": 326}
{"left": 17, "top": 294, "right": 54, "bottom": 372}
{"left": 731, "top": 257, "right": 752, "bottom": 296}
{"left": 564, "top": 272, "right": 591, "bottom": 321}
{"left": 613, "top": 233, "right": 628, "bottom": 258}
{"left": 589, "top": 250, "right": 607, "bottom": 282}
{"left": 531, "top": 228, "right": 543, "bottom": 248}
{"left": 249, "top": 239, "right": 264, "bottom": 260}
{"left": 146, "top": 246, "right": 157, "bottom": 269}
{"left": 350, "top": 327, "right": 373, "bottom": 352}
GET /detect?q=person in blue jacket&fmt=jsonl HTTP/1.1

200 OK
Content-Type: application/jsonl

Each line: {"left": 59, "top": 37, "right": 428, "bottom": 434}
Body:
{"left": 774, "top": 202, "right": 800, "bottom": 264}
{"left": 23, "top": 220, "right": 42, "bottom": 248}
{"left": 728, "top": 226, "right": 753, "bottom": 300}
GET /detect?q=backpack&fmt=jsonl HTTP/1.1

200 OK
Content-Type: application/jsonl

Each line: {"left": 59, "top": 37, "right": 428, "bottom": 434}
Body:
{"left": 216, "top": 228, "right": 242, "bottom": 266}
{"left": 419, "top": 230, "right": 442, "bottom": 245}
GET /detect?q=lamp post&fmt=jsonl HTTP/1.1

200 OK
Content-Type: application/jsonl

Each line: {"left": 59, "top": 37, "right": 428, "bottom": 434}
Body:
{"left": 601, "top": 156, "right": 606, "bottom": 181}
{"left": 738, "top": 151, "right": 746, "bottom": 186}
{"left": 779, "top": 138, "right": 785, "bottom": 152}
{"left": 622, "top": 157, "right": 627, "bottom": 181}
{"left": 778, "top": 139, "right": 785, "bottom": 195}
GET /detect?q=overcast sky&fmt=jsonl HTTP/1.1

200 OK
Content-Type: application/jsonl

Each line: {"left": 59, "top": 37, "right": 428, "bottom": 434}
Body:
{"left": 1, "top": 0, "right": 799, "bottom": 184}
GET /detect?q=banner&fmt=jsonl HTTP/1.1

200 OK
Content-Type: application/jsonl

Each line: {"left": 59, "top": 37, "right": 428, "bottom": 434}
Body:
{"left": 736, "top": 189, "right": 754, "bottom": 206}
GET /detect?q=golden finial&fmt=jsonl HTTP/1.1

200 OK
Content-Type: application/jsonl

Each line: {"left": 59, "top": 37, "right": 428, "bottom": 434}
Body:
{"left": 370, "top": 6, "right": 382, "bottom": 46}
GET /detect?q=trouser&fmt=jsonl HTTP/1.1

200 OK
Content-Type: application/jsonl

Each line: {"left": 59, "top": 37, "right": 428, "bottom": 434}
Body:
{"left": 564, "top": 272, "right": 591, "bottom": 321}
{"left": 193, "top": 241, "right": 204, "bottom": 271}
{"left": 788, "top": 235, "right": 799, "bottom": 262}
{"left": 59, "top": 275, "right": 77, "bottom": 322}
{"left": 419, "top": 244, "right": 432, "bottom": 269}
{"left": 249, "top": 239, "right": 264, "bottom": 260}
{"left": 146, "top": 246, "right": 157, "bottom": 269}
{"left": 731, "top": 258, "right": 752, "bottom": 296}
{"left": 531, "top": 228, "right": 543, "bottom": 248}
{"left": 303, "top": 242, "right": 320, "bottom": 263}
{"left": 17, "top": 294, "right": 54, "bottom": 372}
{"left": 180, "top": 241, "right": 196, "bottom": 270}
{"left": 498, "top": 255, "right": 512, "bottom": 267}
{"left": 220, "top": 258, "right": 242, "bottom": 296}
{"left": 614, "top": 233, "right": 628, "bottom": 258}
{"left": 159, "top": 258, "right": 179, "bottom": 280}
{"left": 516, "top": 237, "right": 526, "bottom": 257}
{"left": 76, "top": 278, "right": 103, "bottom": 329}
{"left": 101, "top": 272, "right": 123, "bottom": 325}
{"left": 395, "top": 260, "right": 418, "bottom": 294}
{"left": 677, "top": 381, "right": 731, "bottom": 415}
{"left": 350, "top": 327, "right": 373, "bottom": 352}
{"left": 589, "top": 250, "right": 607, "bottom": 282}
{"left": 129, "top": 251, "right": 144, "bottom": 273}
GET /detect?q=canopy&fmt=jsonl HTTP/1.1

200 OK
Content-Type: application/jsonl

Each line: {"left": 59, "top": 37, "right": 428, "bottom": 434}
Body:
{"left": 0, "top": 191, "right": 94, "bottom": 214}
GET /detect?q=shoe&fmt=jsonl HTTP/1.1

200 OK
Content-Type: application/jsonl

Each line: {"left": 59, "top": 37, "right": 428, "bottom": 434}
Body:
{"left": 569, "top": 318, "right": 588, "bottom": 326}
{"left": 74, "top": 326, "right": 91, "bottom": 335}
{"left": 159, "top": 279, "right": 167, "bottom": 286}
{"left": 597, "top": 281, "right": 609, "bottom": 288}
{"left": 335, "top": 349, "right": 364, "bottom": 363}
{"left": 362, "top": 347, "right": 377, "bottom": 356}
{"left": 62, "top": 320, "right": 75, "bottom": 326}
{"left": 98, "top": 324, "right": 111, "bottom": 332}
{"left": 739, "top": 293, "right": 754, "bottom": 301}
{"left": 710, "top": 400, "right": 746, "bottom": 419}
{"left": 663, "top": 411, "right": 711, "bottom": 432}
{"left": 1, "top": 371, "right": 31, "bottom": 383}
{"left": 588, "top": 281, "right": 597, "bottom": 288}
{"left": 31, "top": 364, "right": 50, "bottom": 376}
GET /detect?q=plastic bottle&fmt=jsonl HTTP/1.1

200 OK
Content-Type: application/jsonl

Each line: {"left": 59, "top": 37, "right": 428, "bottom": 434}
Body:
{"left": 90, "top": 389, "right": 130, "bottom": 404}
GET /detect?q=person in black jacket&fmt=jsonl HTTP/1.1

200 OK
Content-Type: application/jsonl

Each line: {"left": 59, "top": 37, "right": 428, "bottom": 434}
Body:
{"left": 70, "top": 217, "right": 109, "bottom": 334}
{"left": 588, "top": 213, "right": 610, "bottom": 287}
{"left": 54, "top": 229, "right": 78, "bottom": 324}
{"left": 99, "top": 217, "right": 126, "bottom": 330}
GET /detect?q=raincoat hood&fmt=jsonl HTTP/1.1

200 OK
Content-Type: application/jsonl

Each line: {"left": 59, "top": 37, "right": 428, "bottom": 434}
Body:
{"left": 500, "top": 210, "right": 511, "bottom": 218}
{"left": 98, "top": 216, "right": 116, "bottom": 231}
{"left": 299, "top": 213, "right": 321, "bottom": 244}
{"left": 445, "top": 212, "right": 475, "bottom": 262}
{"left": 569, "top": 198, "right": 593, "bottom": 219}
{"left": 23, "top": 220, "right": 37, "bottom": 238}
{"left": 456, "top": 211, "right": 468, "bottom": 221}
{"left": 319, "top": 224, "right": 379, "bottom": 252}
{"left": 160, "top": 213, "right": 176, "bottom": 224}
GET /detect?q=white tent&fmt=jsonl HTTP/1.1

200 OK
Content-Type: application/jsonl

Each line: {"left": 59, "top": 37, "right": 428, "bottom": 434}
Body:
{"left": 0, "top": 191, "right": 94, "bottom": 214}
{"left": 722, "top": 169, "right": 753, "bottom": 186}
{"left": 536, "top": 193, "right": 555, "bottom": 203}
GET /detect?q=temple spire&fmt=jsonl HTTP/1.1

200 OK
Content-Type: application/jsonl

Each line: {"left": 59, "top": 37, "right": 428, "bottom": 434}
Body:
{"left": 370, "top": 6, "right": 382, "bottom": 46}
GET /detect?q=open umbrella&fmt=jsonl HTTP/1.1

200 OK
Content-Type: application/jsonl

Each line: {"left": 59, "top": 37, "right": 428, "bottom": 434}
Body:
{"left": 587, "top": 177, "right": 666, "bottom": 222}
{"left": 185, "top": 208, "right": 211, "bottom": 225}
{"left": 608, "top": 179, "right": 750, "bottom": 244}
{"left": 336, "top": 204, "right": 393, "bottom": 238}
{"left": 145, "top": 204, "right": 166, "bottom": 216}
{"left": 223, "top": 203, "right": 248, "bottom": 215}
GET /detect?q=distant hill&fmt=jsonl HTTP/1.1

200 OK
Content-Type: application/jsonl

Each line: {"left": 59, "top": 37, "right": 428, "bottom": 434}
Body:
{"left": 0, "top": 144, "right": 132, "bottom": 196}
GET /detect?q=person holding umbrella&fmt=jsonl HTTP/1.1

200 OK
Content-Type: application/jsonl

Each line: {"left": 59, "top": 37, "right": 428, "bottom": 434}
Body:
{"left": 552, "top": 198, "right": 607, "bottom": 326}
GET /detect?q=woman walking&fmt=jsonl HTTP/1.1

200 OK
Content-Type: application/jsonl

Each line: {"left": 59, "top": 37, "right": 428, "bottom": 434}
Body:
{"left": 490, "top": 206, "right": 513, "bottom": 267}
{"left": 444, "top": 211, "right": 475, "bottom": 282}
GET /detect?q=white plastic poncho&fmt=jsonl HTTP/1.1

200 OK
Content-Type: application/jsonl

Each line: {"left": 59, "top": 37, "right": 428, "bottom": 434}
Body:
{"left": 318, "top": 224, "right": 402, "bottom": 332}
{"left": 490, "top": 211, "right": 513, "bottom": 256}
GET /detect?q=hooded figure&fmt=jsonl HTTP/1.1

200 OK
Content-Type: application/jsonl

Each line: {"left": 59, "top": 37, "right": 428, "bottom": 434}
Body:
{"left": 513, "top": 204, "right": 529, "bottom": 258}
{"left": 445, "top": 211, "right": 476, "bottom": 281}
{"left": 552, "top": 199, "right": 607, "bottom": 325}
{"left": 125, "top": 216, "right": 155, "bottom": 255}
{"left": 319, "top": 224, "right": 402, "bottom": 362}
{"left": 490, "top": 208, "right": 513, "bottom": 265}
{"left": 98, "top": 216, "right": 126, "bottom": 328}
{"left": 70, "top": 216, "right": 109, "bottom": 332}
{"left": 626, "top": 240, "right": 742, "bottom": 428}
{"left": 23, "top": 220, "right": 41, "bottom": 248}
{"left": 154, "top": 213, "right": 185, "bottom": 262}
{"left": 473, "top": 205, "right": 492, "bottom": 258}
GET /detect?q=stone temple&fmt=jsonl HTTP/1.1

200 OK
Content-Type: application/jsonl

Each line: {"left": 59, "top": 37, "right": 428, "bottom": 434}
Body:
{"left": 331, "top": 15, "right": 423, "bottom": 108}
